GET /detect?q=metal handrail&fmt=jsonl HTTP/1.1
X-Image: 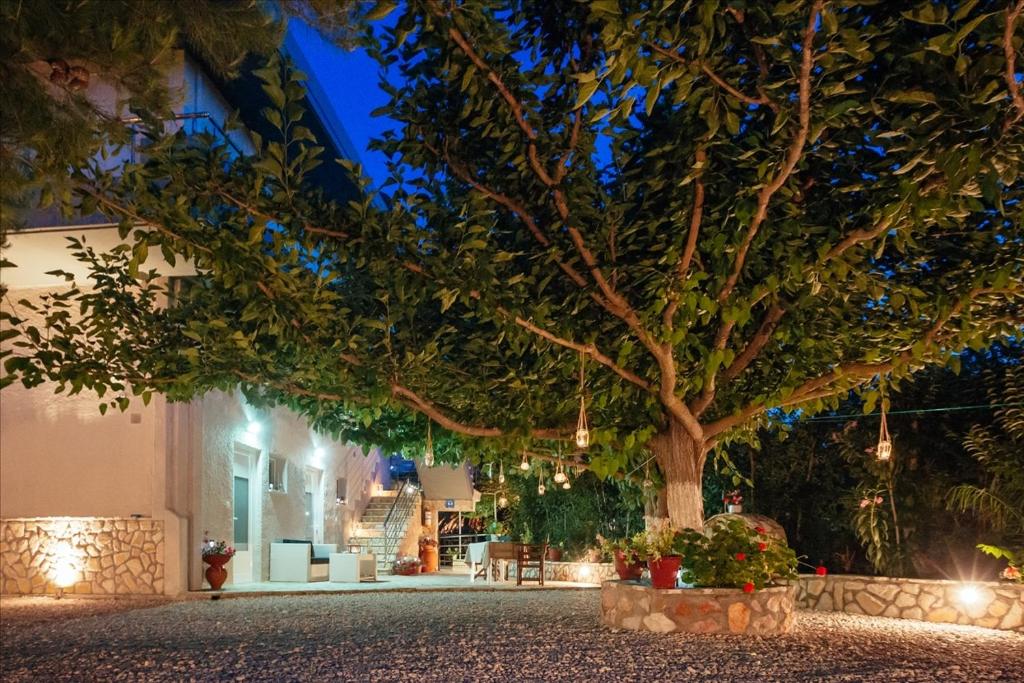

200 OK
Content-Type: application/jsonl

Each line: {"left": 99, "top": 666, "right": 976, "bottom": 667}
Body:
{"left": 121, "top": 112, "right": 245, "bottom": 160}
{"left": 379, "top": 484, "right": 418, "bottom": 565}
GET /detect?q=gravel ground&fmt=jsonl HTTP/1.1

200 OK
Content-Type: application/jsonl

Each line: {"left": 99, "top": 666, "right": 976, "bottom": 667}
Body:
{"left": 1, "top": 591, "right": 1021, "bottom": 682}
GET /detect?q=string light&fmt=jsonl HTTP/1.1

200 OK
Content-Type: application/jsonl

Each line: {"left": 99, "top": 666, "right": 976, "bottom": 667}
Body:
{"left": 575, "top": 351, "right": 590, "bottom": 448}
{"left": 423, "top": 420, "right": 434, "bottom": 467}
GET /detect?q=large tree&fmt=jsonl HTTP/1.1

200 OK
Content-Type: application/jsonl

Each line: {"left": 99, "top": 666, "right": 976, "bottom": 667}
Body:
{"left": 3, "top": 0, "right": 1022, "bottom": 529}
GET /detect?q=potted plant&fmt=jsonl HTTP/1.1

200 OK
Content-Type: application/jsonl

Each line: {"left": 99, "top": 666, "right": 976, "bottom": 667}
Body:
{"left": 201, "top": 532, "right": 235, "bottom": 591}
{"left": 418, "top": 536, "right": 439, "bottom": 573}
{"left": 633, "top": 527, "right": 682, "bottom": 589}
{"left": 597, "top": 534, "right": 644, "bottom": 581}
{"left": 723, "top": 489, "right": 744, "bottom": 514}
{"left": 675, "top": 519, "right": 798, "bottom": 592}
{"left": 545, "top": 540, "right": 564, "bottom": 562}
{"left": 392, "top": 555, "right": 423, "bottom": 576}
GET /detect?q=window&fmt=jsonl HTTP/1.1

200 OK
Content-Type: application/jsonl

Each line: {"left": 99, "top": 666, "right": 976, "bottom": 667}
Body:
{"left": 268, "top": 456, "right": 287, "bottom": 493}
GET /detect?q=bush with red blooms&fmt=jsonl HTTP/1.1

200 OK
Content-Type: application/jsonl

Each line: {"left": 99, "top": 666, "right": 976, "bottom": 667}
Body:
{"left": 673, "top": 519, "right": 798, "bottom": 591}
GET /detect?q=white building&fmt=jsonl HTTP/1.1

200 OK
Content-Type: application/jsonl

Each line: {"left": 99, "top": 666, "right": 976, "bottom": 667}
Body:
{"left": 0, "top": 42, "right": 432, "bottom": 595}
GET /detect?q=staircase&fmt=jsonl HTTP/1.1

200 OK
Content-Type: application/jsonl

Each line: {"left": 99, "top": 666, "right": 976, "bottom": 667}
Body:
{"left": 348, "top": 485, "right": 419, "bottom": 574}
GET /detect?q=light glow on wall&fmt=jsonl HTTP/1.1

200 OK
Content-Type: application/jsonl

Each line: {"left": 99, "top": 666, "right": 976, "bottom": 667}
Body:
{"left": 49, "top": 541, "right": 81, "bottom": 589}
{"left": 957, "top": 584, "right": 987, "bottom": 608}
{"left": 314, "top": 447, "right": 326, "bottom": 459}
{"left": 246, "top": 420, "right": 262, "bottom": 435}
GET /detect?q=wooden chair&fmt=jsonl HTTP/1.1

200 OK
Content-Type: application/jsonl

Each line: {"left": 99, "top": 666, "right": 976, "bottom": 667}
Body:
{"left": 515, "top": 543, "right": 546, "bottom": 586}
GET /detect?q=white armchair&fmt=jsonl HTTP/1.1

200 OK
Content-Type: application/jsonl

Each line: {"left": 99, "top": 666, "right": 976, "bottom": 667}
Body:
{"left": 270, "top": 541, "right": 338, "bottom": 582}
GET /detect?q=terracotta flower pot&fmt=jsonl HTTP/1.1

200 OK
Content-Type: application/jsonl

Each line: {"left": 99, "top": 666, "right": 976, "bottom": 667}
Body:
{"left": 419, "top": 545, "right": 439, "bottom": 573}
{"left": 203, "top": 553, "right": 231, "bottom": 591}
{"left": 647, "top": 555, "right": 682, "bottom": 589}
{"left": 546, "top": 547, "right": 563, "bottom": 562}
{"left": 613, "top": 549, "right": 644, "bottom": 581}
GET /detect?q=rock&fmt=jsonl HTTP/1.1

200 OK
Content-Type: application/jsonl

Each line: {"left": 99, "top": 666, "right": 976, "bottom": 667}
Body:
{"left": 999, "top": 600, "right": 1022, "bottom": 630}
{"left": 854, "top": 591, "right": 886, "bottom": 616}
{"left": 727, "top": 602, "right": 751, "bottom": 633}
{"left": 895, "top": 592, "right": 916, "bottom": 608}
{"left": 925, "top": 606, "right": 958, "bottom": 623}
{"left": 866, "top": 583, "right": 901, "bottom": 601}
{"left": 987, "top": 599, "right": 1010, "bottom": 618}
{"left": 642, "top": 612, "right": 677, "bottom": 633}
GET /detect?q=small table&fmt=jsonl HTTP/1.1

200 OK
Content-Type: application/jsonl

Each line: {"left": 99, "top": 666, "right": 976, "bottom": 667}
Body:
{"left": 329, "top": 552, "right": 377, "bottom": 582}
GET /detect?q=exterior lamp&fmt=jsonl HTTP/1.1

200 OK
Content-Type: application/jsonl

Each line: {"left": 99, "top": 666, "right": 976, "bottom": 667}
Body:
{"left": 348, "top": 542, "right": 362, "bottom": 554}
{"left": 575, "top": 350, "right": 590, "bottom": 448}
{"left": 405, "top": 482, "right": 417, "bottom": 495}
{"left": 519, "top": 451, "right": 530, "bottom": 471}
{"left": 423, "top": 421, "right": 434, "bottom": 467}
{"left": 876, "top": 405, "right": 893, "bottom": 462}
{"left": 956, "top": 584, "right": 985, "bottom": 607}
{"left": 562, "top": 479, "right": 571, "bottom": 490}
{"left": 498, "top": 494, "right": 508, "bottom": 508}
{"left": 578, "top": 564, "right": 591, "bottom": 580}
{"left": 553, "top": 466, "right": 567, "bottom": 485}
{"left": 247, "top": 420, "right": 262, "bottom": 435}
{"left": 538, "top": 482, "right": 546, "bottom": 496}
{"left": 314, "top": 447, "right": 326, "bottom": 459}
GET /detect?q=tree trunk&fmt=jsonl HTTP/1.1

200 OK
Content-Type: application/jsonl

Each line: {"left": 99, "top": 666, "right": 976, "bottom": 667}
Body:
{"left": 647, "top": 418, "right": 706, "bottom": 530}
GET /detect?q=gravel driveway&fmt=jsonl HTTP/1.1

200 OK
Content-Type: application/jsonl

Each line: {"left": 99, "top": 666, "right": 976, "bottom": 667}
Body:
{"left": 2, "top": 590, "right": 1021, "bottom": 682}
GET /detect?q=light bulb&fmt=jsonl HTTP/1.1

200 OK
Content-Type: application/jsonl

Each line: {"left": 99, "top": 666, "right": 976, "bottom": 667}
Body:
{"left": 554, "top": 470, "right": 567, "bottom": 484}
{"left": 498, "top": 495, "right": 508, "bottom": 508}
{"left": 538, "top": 484, "right": 546, "bottom": 495}
{"left": 575, "top": 428, "right": 590, "bottom": 449}
{"left": 562, "top": 480, "right": 571, "bottom": 490}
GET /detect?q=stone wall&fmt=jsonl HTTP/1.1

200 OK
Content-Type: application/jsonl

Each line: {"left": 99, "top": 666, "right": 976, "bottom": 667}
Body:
{"left": 1, "top": 518, "right": 164, "bottom": 595}
{"left": 601, "top": 580, "right": 797, "bottom": 635}
{"left": 507, "top": 560, "right": 619, "bottom": 583}
{"left": 797, "top": 574, "right": 1023, "bottom": 632}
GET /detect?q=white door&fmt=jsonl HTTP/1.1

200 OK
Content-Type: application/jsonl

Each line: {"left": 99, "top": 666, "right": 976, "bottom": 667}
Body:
{"left": 232, "top": 444, "right": 260, "bottom": 584}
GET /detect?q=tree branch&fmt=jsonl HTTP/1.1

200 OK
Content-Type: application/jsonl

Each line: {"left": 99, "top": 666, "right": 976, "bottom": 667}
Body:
{"left": 717, "top": 0, "right": 823, "bottom": 304}
{"left": 510, "top": 314, "right": 653, "bottom": 392}
{"left": 1003, "top": 0, "right": 1024, "bottom": 130}
{"left": 648, "top": 43, "right": 772, "bottom": 108}
{"left": 663, "top": 145, "right": 707, "bottom": 332}
{"left": 390, "top": 383, "right": 563, "bottom": 439}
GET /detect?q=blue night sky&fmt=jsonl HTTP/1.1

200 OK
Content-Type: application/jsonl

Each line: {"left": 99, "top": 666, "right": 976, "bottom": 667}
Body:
{"left": 286, "top": 20, "right": 394, "bottom": 190}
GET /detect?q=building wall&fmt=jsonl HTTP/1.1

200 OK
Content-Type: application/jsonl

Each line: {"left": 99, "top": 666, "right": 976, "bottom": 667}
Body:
{"left": 193, "top": 391, "right": 388, "bottom": 587}
{"left": 0, "top": 286, "right": 159, "bottom": 519}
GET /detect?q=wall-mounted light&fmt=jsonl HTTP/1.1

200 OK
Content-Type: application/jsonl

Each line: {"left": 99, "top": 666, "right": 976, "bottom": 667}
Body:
{"left": 314, "top": 447, "right": 326, "bottom": 459}
{"left": 247, "top": 420, "right": 262, "bottom": 435}
{"left": 578, "top": 564, "right": 592, "bottom": 580}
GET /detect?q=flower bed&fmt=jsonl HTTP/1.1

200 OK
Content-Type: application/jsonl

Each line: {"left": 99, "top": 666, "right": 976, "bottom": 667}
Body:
{"left": 601, "top": 580, "right": 797, "bottom": 635}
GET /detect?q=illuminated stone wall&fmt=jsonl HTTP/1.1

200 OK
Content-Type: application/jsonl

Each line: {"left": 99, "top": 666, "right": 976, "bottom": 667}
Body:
{"left": 0, "top": 517, "right": 164, "bottom": 595}
{"left": 797, "top": 574, "right": 1024, "bottom": 633}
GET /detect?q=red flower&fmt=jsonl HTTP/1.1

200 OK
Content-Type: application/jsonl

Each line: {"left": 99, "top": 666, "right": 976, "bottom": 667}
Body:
{"left": 743, "top": 582, "right": 755, "bottom": 593}
{"left": 757, "top": 542, "right": 768, "bottom": 552}
{"left": 735, "top": 552, "right": 746, "bottom": 561}
{"left": 815, "top": 565, "right": 828, "bottom": 576}
{"left": 754, "top": 526, "right": 765, "bottom": 534}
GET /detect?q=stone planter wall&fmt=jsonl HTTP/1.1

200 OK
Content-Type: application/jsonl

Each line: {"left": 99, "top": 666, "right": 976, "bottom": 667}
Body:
{"left": 601, "top": 580, "right": 797, "bottom": 635}
{"left": 797, "top": 574, "right": 1023, "bottom": 633}
{"left": 506, "top": 560, "right": 619, "bottom": 583}
{"left": 1, "top": 517, "right": 164, "bottom": 595}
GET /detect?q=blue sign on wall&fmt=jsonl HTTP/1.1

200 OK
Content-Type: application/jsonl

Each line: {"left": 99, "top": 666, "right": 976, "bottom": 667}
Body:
{"left": 445, "top": 499, "right": 455, "bottom": 509}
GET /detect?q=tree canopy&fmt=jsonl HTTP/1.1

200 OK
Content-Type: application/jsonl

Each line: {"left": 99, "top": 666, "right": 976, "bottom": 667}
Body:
{"left": 2, "top": 0, "right": 1022, "bottom": 528}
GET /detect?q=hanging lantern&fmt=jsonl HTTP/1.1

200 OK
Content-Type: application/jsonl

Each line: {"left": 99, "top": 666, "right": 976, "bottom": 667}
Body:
{"left": 498, "top": 494, "right": 508, "bottom": 508}
{"left": 423, "top": 420, "right": 434, "bottom": 467}
{"left": 642, "top": 461, "right": 654, "bottom": 488}
{"left": 498, "top": 461, "right": 505, "bottom": 484}
{"left": 575, "top": 350, "right": 591, "bottom": 448}
{"left": 562, "top": 479, "right": 571, "bottom": 490}
{"left": 876, "top": 404, "right": 893, "bottom": 462}
{"left": 519, "top": 451, "right": 530, "bottom": 471}
{"left": 553, "top": 459, "right": 567, "bottom": 484}
{"left": 538, "top": 483, "right": 546, "bottom": 495}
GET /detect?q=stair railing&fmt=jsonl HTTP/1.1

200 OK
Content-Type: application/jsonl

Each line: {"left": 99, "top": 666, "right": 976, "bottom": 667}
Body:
{"left": 379, "top": 483, "right": 419, "bottom": 568}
